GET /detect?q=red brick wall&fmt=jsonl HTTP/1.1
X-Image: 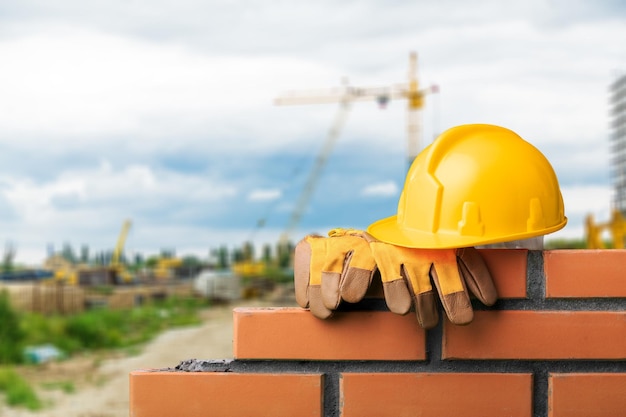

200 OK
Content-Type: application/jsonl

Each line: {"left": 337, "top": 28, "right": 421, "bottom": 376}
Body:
{"left": 129, "top": 249, "right": 626, "bottom": 417}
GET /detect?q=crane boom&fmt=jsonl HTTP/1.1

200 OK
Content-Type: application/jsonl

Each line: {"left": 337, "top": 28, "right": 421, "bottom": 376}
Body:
{"left": 275, "top": 52, "right": 438, "bottom": 161}
{"left": 111, "top": 219, "right": 132, "bottom": 266}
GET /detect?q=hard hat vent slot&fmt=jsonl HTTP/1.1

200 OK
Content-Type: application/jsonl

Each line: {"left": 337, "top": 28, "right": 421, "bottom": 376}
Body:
{"left": 458, "top": 201, "right": 484, "bottom": 237}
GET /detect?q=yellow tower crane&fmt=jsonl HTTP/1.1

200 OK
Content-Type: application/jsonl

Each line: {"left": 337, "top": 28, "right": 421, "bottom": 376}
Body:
{"left": 273, "top": 51, "right": 438, "bottom": 244}
{"left": 110, "top": 219, "right": 133, "bottom": 283}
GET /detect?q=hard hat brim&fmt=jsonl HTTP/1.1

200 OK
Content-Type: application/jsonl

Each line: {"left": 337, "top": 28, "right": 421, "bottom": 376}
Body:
{"left": 367, "top": 215, "right": 568, "bottom": 249}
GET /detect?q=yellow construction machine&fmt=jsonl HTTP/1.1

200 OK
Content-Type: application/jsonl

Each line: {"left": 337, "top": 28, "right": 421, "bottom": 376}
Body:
{"left": 585, "top": 209, "right": 626, "bottom": 249}
{"left": 43, "top": 255, "right": 78, "bottom": 285}
{"left": 153, "top": 257, "right": 183, "bottom": 280}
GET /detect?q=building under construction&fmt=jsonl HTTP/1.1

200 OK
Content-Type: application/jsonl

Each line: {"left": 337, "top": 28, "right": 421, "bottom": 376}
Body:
{"left": 611, "top": 73, "right": 626, "bottom": 214}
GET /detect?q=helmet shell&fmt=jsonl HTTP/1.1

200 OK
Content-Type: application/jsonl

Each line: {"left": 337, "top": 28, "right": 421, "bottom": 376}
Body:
{"left": 368, "top": 124, "right": 567, "bottom": 248}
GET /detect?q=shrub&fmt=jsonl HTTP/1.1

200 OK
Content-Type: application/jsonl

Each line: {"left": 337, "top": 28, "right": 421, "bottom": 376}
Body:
{"left": 0, "top": 290, "right": 24, "bottom": 364}
{"left": 65, "top": 309, "right": 124, "bottom": 349}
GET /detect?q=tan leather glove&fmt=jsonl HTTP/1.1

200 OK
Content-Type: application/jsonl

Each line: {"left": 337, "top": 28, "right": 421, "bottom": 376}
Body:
{"left": 294, "top": 230, "right": 377, "bottom": 319}
{"left": 294, "top": 228, "right": 497, "bottom": 328}
{"left": 363, "top": 232, "right": 497, "bottom": 328}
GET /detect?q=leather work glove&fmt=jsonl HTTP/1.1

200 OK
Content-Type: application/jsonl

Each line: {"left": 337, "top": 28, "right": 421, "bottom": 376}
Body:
{"left": 294, "top": 230, "right": 377, "bottom": 319}
{"left": 294, "top": 228, "right": 497, "bottom": 328}
{"left": 363, "top": 233, "right": 498, "bottom": 328}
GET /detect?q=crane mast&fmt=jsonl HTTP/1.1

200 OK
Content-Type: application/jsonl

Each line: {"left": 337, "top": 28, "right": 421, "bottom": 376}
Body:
{"left": 111, "top": 219, "right": 132, "bottom": 267}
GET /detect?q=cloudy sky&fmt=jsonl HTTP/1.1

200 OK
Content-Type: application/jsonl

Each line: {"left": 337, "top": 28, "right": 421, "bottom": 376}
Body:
{"left": 0, "top": 0, "right": 625, "bottom": 264}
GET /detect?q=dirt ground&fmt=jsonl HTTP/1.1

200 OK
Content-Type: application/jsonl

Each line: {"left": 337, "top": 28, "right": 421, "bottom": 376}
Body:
{"left": 1, "top": 289, "right": 297, "bottom": 417}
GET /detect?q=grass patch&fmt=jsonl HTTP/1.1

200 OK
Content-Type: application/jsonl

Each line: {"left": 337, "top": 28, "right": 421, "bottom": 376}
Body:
{"left": 41, "top": 380, "right": 75, "bottom": 394}
{"left": 0, "top": 367, "right": 42, "bottom": 410}
{"left": 0, "top": 295, "right": 207, "bottom": 409}
{"left": 20, "top": 296, "right": 206, "bottom": 356}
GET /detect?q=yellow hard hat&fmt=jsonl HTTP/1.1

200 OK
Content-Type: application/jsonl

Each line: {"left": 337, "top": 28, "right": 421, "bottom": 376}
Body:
{"left": 367, "top": 124, "right": 567, "bottom": 248}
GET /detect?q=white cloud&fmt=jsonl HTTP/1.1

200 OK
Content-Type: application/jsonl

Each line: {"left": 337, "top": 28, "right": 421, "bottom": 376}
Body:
{"left": 546, "top": 184, "right": 613, "bottom": 242}
{"left": 0, "top": 162, "right": 238, "bottom": 262}
{"left": 560, "top": 184, "right": 613, "bottom": 217}
{"left": 0, "top": 0, "right": 622, "bottom": 264}
{"left": 0, "top": 27, "right": 342, "bottom": 155}
{"left": 247, "top": 188, "right": 282, "bottom": 202}
{"left": 361, "top": 181, "right": 399, "bottom": 197}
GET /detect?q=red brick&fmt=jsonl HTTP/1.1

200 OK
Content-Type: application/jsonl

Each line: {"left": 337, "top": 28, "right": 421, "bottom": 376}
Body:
{"left": 340, "top": 372, "right": 532, "bottom": 417}
{"left": 234, "top": 307, "right": 426, "bottom": 360}
{"left": 545, "top": 249, "right": 626, "bottom": 297}
{"left": 549, "top": 373, "right": 626, "bottom": 417}
{"left": 443, "top": 310, "right": 626, "bottom": 359}
{"left": 478, "top": 249, "right": 528, "bottom": 298}
{"left": 129, "top": 371, "right": 323, "bottom": 417}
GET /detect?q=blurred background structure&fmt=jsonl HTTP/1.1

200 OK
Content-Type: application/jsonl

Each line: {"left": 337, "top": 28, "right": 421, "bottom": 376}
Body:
{"left": 584, "top": 73, "right": 626, "bottom": 249}
{"left": 610, "top": 74, "right": 626, "bottom": 213}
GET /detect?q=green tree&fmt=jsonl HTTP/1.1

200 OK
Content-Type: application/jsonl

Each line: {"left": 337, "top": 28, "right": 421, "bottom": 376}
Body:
{"left": 182, "top": 255, "right": 202, "bottom": 268}
{"left": 145, "top": 256, "right": 160, "bottom": 268}
{"left": 212, "top": 246, "right": 229, "bottom": 269}
{"left": 242, "top": 241, "right": 254, "bottom": 261}
{"left": 61, "top": 242, "right": 76, "bottom": 263}
{"left": 80, "top": 244, "right": 90, "bottom": 264}
{"left": 262, "top": 243, "right": 272, "bottom": 264}
{"left": 544, "top": 238, "right": 587, "bottom": 249}
{"left": 2, "top": 242, "right": 15, "bottom": 273}
{"left": 232, "top": 248, "right": 244, "bottom": 263}
{"left": 276, "top": 241, "right": 293, "bottom": 268}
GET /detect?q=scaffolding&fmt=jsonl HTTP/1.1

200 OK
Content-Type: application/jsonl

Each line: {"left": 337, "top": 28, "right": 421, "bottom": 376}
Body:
{"left": 610, "top": 74, "right": 626, "bottom": 213}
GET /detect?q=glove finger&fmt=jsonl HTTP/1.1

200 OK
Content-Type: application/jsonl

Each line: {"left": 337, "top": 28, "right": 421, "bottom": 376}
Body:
{"left": 324, "top": 236, "right": 375, "bottom": 306}
{"left": 401, "top": 262, "right": 439, "bottom": 329}
{"left": 295, "top": 235, "right": 325, "bottom": 309}
{"left": 339, "top": 235, "right": 376, "bottom": 303}
{"left": 321, "top": 271, "right": 342, "bottom": 309}
{"left": 340, "top": 266, "right": 375, "bottom": 303}
{"left": 369, "top": 241, "right": 412, "bottom": 314}
{"left": 382, "top": 278, "right": 412, "bottom": 315}
{"left": 457, "top": 247, "right": 498, "bottom": 306}
{"left": 308, "top": 285, "right": 333, "bottom": 319}
{"left": 430, "top": 265, "right": 473, "bottom": 325}
{"left": 412, "top": 290, "right": 439, "bottom": 330}
{"left": 293, "top": 238, "right": 312, "bottom": 308}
